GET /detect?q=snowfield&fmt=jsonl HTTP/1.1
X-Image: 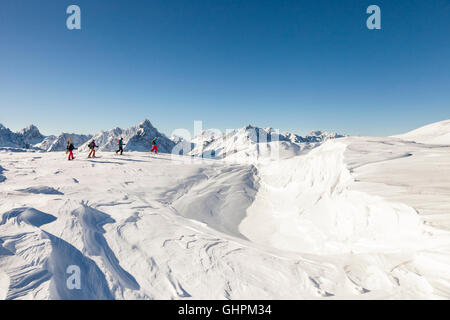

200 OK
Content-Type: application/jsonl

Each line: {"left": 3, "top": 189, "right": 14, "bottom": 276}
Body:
{"left": 1, "top": 121, "right": 450, "bottom": 300}
{"left": 392, "top": 119, "right": 450, "bottom": 145}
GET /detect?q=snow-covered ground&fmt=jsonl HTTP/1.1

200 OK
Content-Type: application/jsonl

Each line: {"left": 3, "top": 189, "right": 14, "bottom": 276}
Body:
{"left": 392, "top": 119, "right": 450, "bottom": 145}
{"left": 1, "top": 120, "right": 450, "bottom": 300}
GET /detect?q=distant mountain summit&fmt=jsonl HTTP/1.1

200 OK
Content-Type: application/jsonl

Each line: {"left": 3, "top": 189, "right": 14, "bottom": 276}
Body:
{"left": 17, "top": 125, "right": 46, "bottom": 146}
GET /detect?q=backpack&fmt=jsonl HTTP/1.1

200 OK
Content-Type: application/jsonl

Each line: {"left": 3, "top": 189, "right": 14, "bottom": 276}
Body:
{"left": 88, "top": 142, "right": 93, "bottom": 149}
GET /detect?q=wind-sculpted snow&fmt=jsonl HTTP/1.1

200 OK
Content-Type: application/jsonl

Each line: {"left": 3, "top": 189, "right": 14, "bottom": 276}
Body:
{"left": 17, "top": 186, "right": 63, "bottom": 195}
{"left": 240, "top": 141, "right": 423, "bottom": 254}
{"left": 0, "top": 205, "right": 115, "bottom": 300}
{"left": 74, "top": 204, "right": 140, "bottom": 290}
{"left": 0, "top": 208, "right": 57, "bottom": 227}
{"left": 164, "top": 165, "right": 259, "bottom": 238}
{"left": 42, "top": 231, "right": 114, "bottom": 300}
{"left": 0, "top": 165, "right": 6, "bottom": 183}
{"left": 0, "top": 125, "right": 450, "bottom": 299}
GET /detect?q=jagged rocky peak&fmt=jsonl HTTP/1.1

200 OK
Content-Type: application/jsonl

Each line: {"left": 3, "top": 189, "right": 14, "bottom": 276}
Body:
{"left": 18, "top": 124, "right": 40, "bottom": 134}
{"left": 138, "top": 119, "right": 155, "bottom": 129}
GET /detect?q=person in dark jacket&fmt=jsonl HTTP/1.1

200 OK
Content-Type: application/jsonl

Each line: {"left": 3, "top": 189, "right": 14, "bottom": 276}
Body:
{"left": 116, "top": 138, "right": 125, "bottom": 155}
{"left": 88, "top": 140, "right": 98, "bottom": 158}
{"left": 66, "top": 138, "right": 75, "bottom": 161}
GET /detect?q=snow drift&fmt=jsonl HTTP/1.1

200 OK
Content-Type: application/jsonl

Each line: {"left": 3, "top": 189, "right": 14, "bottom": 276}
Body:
{"left": 240, "top": 141, "right": 424, "bottom": 254}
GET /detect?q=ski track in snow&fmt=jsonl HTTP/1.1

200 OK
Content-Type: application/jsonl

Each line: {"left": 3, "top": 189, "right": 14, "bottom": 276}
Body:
{"left": 0, "top": 136, "right": 450, "bottom": 299}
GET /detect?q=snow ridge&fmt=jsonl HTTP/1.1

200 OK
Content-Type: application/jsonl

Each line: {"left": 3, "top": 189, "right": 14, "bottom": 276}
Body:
{"left": 393, "top": 119, "right": 450, "bottom": 145}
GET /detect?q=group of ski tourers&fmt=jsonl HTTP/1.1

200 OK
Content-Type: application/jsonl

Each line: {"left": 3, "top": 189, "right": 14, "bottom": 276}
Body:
{"left": 66, "top": 137, "right": 159, "bottom": 160}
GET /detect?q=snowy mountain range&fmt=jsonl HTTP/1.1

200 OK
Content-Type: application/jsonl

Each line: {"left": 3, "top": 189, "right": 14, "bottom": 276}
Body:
{"left": 0, "top": 124, "right": 41, "bottom": 149}
{"left": 2, "top": 118, "right": 449, "bottom": 158}
{"left": 180, "top": 126, "right": 346, "bottom": 161}
{"left": 0, "top": 123, "right": 92, "bottom": 152}
{"left": 0, "top": 120, "right": 344, "bottom": 157}
{"left": 0, "top": 119, "right": 173, "bottom": 153}
{"left": 41, "top": 134, "right": 93, "bottom": 152}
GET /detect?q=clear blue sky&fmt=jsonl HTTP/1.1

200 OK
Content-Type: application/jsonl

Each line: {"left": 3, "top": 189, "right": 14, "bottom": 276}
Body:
{"left": 0, "top": 0, "right": 449, "bottom": 137}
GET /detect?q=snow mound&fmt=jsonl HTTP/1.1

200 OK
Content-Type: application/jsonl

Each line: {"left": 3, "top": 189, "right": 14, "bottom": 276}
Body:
{"left": 1, "top": 207, "right": 56, "bottom": 227}
{"left": 167, "top": 165, "right": 259, "bottom": 238}
{"left": 393, "top": 119, "right": 450, "bottom": 145}
{"left": 17, "top": 186, "right": 64, "bottom": 195}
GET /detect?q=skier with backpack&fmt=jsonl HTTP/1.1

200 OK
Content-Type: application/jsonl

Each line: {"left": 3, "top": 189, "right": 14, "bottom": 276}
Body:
{"left": 116, "top": 138, "right": 125, "bottom": 155}
{"left": 88, "top": 140, "right": 98, "bottom": 158}
{"left": 150, "top": 137, "right": 158, "bottom": 154}
{"left": 66, "top": 138, "right": 75, "bottom": 161}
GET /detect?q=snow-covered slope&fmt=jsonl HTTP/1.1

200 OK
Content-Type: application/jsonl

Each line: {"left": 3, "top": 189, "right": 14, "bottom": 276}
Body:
{"left": 1, "top": 133, "right": 450, "bottom": 299}
{"left": 78, "top": 119, "right": 175, "bottom": 153}
{"left": 34, "top": 135, "right": 57, "bottom": 151}
{"left": 393, "top": 119, "right": 450, "bottom": 145}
